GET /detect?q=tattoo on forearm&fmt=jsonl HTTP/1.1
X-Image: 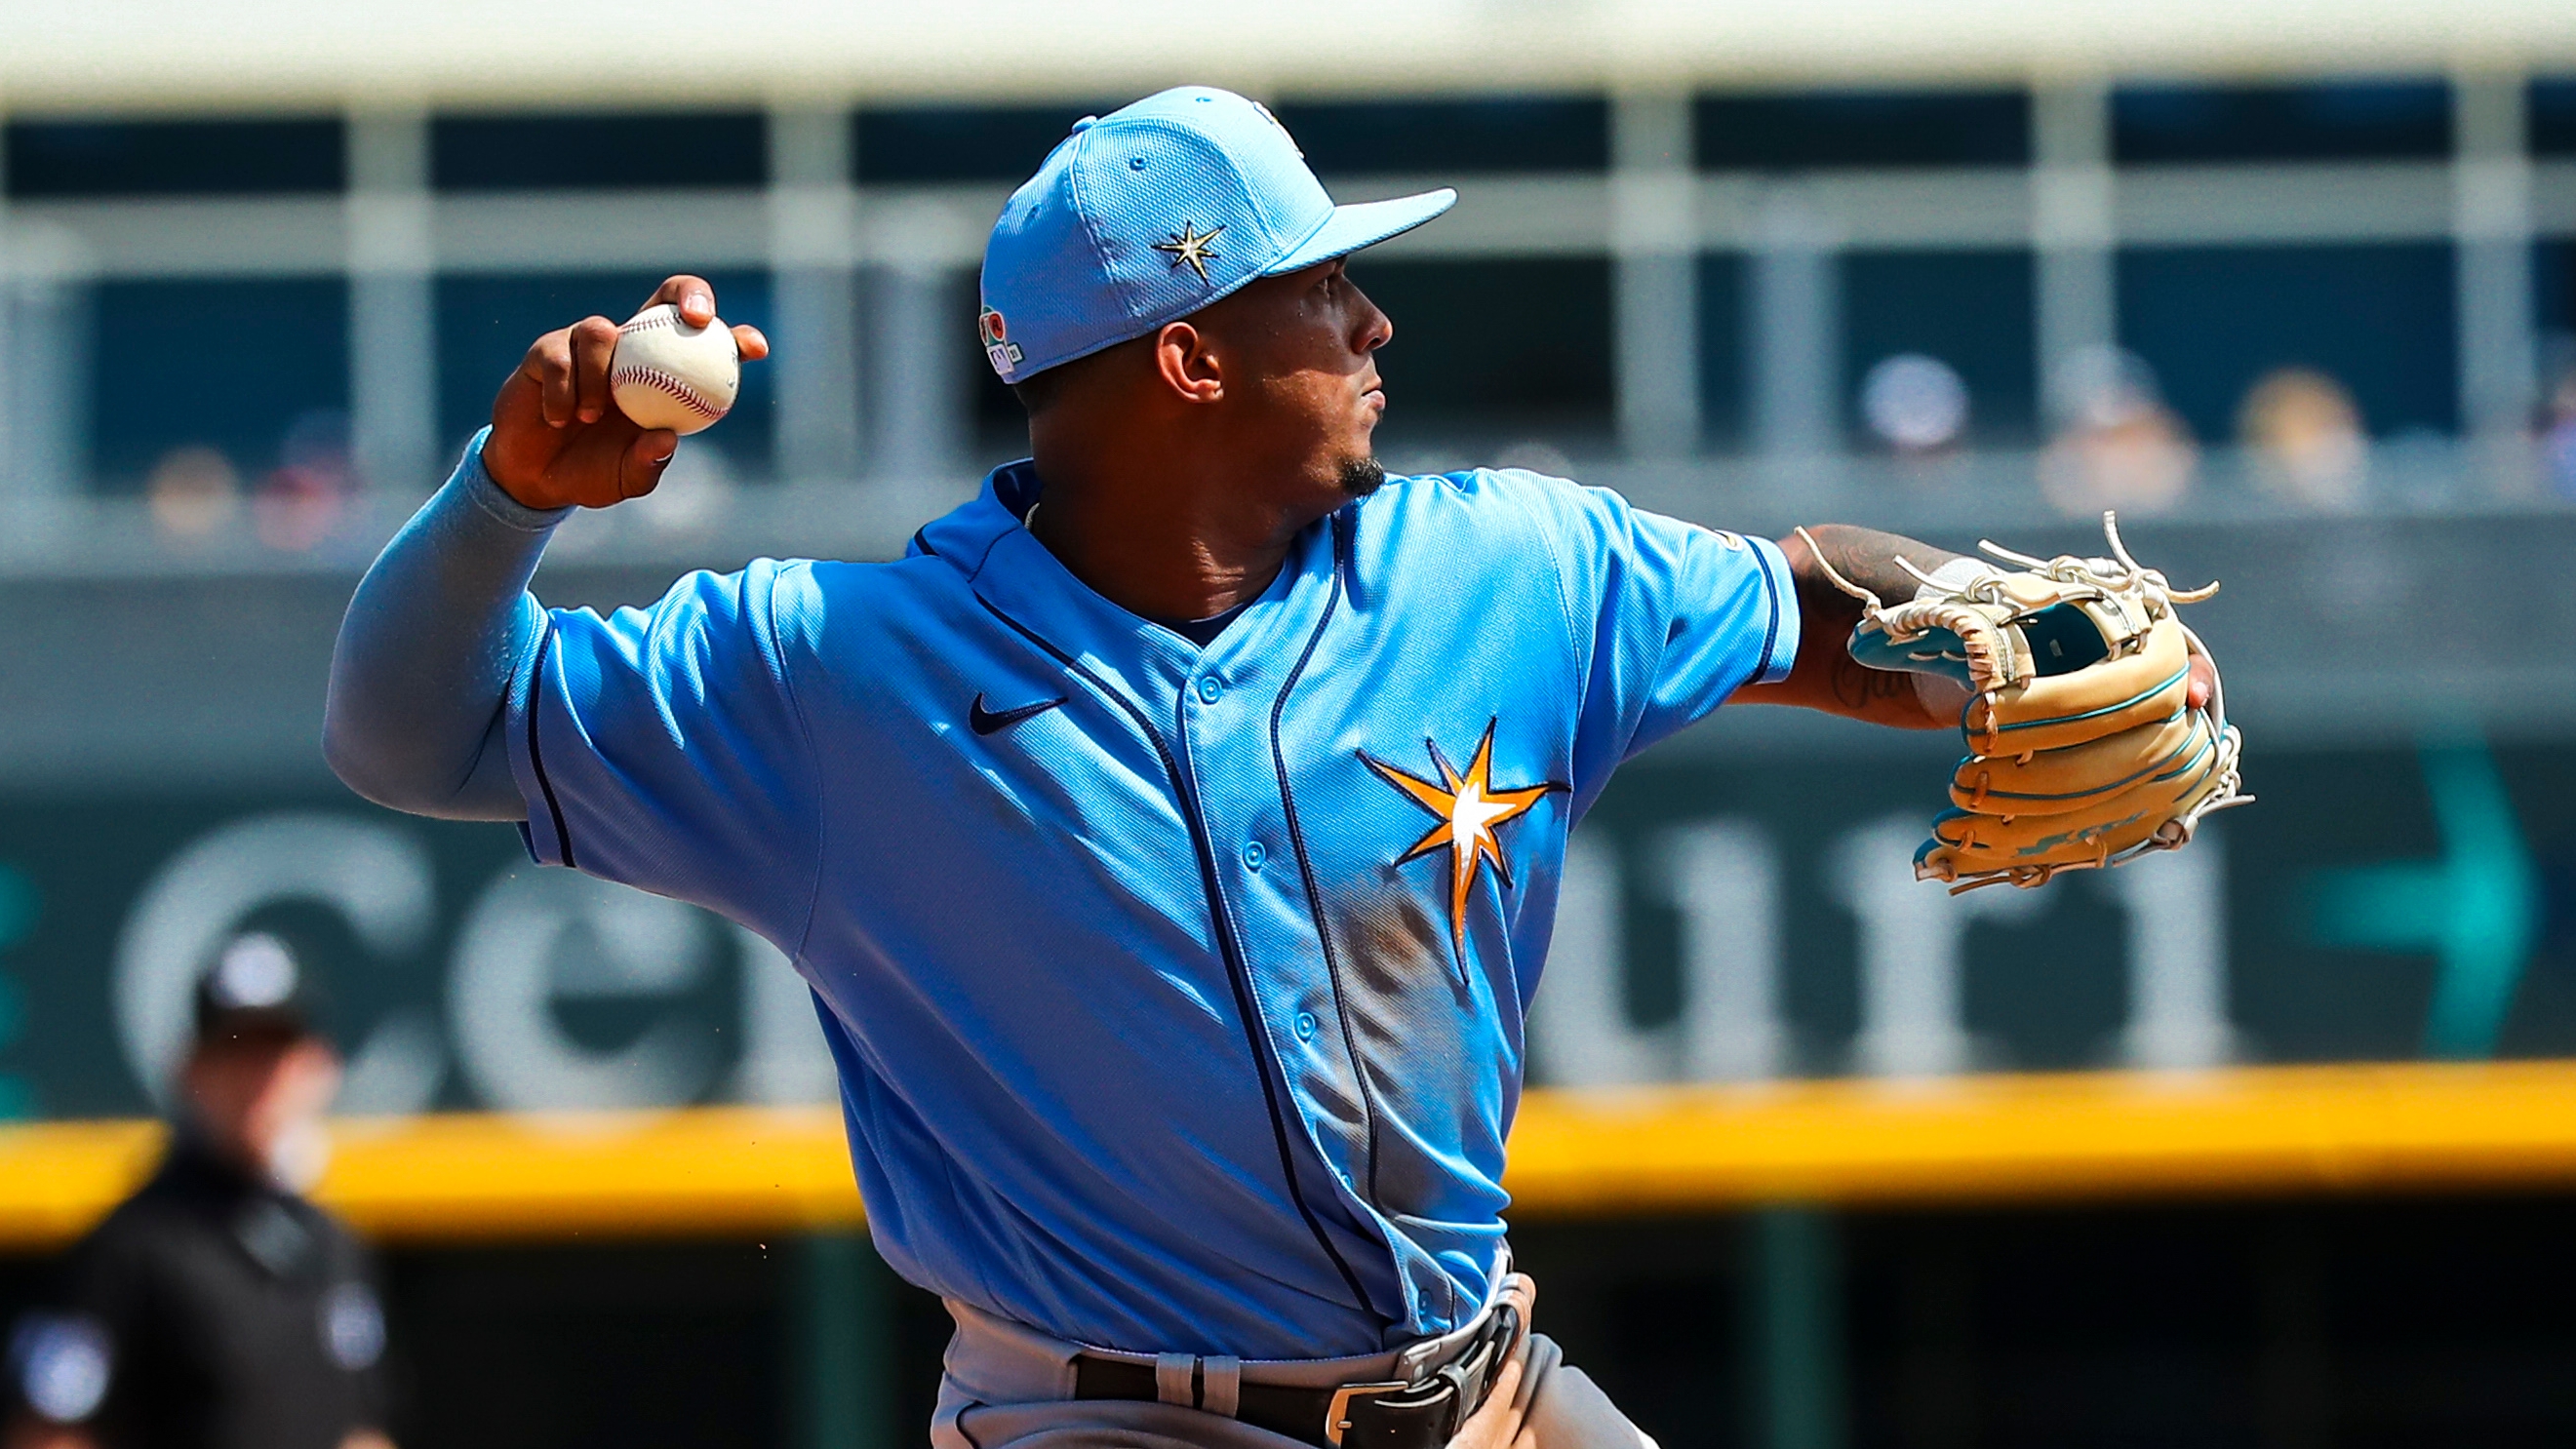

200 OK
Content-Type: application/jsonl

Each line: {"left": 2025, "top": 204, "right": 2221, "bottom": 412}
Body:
{"left": 1767, "top": 524, "right": 1971, "bottom": 729}
{"left": 1829, "top": 651, "right": 1918, "bottom": 712}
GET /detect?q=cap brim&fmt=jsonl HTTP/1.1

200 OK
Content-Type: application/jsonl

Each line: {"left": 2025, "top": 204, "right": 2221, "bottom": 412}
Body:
{"left": 1262, "top": 188, "right": 1456, "bottom": 276}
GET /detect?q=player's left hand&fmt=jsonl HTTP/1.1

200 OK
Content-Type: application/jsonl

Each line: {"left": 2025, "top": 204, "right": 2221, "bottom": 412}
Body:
{"left": 2186, "top": 652, "right": 2216, "bottom": 711}
{"left": 1832, "top": 516, "right": 2249, "bottom": 891}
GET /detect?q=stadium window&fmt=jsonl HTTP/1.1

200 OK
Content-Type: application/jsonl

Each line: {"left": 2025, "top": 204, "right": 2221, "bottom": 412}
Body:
{"left": 1270, "top": 98, "right": 1608, "bottom": 175}
{"left": 3, "top": 119, "right": 343, "bottom": 197}
{"left": 853, "top": 104, "right": 1116, "bottom": 184}
{"left": 2110, "top": 81, "right": 2451, "bottom": 165}
{"left": 2116, "top": 244, "right": 2456, "bottom": 443}
{"left": 1342, "top": 257, "right": 1613, "bottom": 461}
{"left": 1842, "top": 251, "right": 2038, "bottom": 448}
{"left": 90, "top": 279, "right": 347, "bottom": 490}
{"left": 2543, "top": 243, "right": 2576, "bottom": 337}
{"left": 436, "top": 273, "right": 773, "bottom": 472}
{"left": 2540, "top": 242, "right": 2576, "bottom": 391}
{"left": 2531, "top": 78, "right": 2576, "bottom": 156}
{"left": 2544, "top": 243, "right": 2576, "bottom": 499}
{"left": 1693, "top": 90, "right": 2029, "bottom": 171}
{"left": 431, "top": 113, "right": 768, "bottom": 191}
{"left": 1697, "top": 255, "right": 1749, "bottom": 451}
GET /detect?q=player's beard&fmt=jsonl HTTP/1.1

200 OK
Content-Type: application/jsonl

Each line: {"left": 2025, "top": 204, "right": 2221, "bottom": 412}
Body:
{"left": 1336, "top": 454, "right": 1387, "bottom": 498}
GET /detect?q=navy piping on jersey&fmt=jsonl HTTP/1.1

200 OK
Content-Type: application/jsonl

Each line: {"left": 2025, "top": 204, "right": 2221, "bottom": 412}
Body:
{"left": 971, "top": 593, "right": 1388, "bottom": 1327}
{"left": 1267, "top": 511, "right": 1392, "bottom": 1211}
{"left": 1749, "top": 531, "right": 1788, "bottom": 680}
{"left": 527, "top": 624, "right": 577, "bottom": 870}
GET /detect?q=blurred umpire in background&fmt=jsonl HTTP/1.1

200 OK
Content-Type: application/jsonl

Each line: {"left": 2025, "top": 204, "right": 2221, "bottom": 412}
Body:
{"left": 2, "top": 935, "right": 395, "bottom": 1449}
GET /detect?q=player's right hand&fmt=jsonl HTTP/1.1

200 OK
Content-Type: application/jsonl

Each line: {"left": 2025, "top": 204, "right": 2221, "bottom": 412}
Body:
{"left": 483, "top": 274, "right": 770, "bottom": 511}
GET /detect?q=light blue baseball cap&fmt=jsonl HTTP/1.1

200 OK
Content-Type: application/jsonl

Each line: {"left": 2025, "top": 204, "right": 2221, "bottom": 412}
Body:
{"left": 977, "top": 87, "right": 1456, "bottom": 384}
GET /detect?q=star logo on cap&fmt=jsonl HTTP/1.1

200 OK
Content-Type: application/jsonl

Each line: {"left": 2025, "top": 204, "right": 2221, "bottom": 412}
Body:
{"left": 1152, "top": 221, "right": 1226, "bottom": 283}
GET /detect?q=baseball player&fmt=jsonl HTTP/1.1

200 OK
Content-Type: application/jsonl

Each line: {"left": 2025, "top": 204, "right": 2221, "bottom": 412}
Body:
{"left": 325, "top": 87, "right": 2211, "bottom": 1448}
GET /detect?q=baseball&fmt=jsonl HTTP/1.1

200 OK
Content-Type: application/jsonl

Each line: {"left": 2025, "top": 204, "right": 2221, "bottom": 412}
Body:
{"left": 610, "top": 303, "right": 740, "bottom": 435}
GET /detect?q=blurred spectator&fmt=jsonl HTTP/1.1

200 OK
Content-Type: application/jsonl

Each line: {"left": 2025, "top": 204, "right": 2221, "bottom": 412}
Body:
{"left": 2, "top": 936, "right": 395, "bottom": 1449}
{"left": 143, "top": 448, "right": 241, "bottom": 540}
{"left": 2239, "top": 365, "right": 2367, "bottom": 510}
{"left": 2543, "top": 344, "right": 2576, "bottom": 503}
{"left": 2040, "top": 345, "right": 2197, "bottom": 517}
{"left": 253, "top": 411, "right": 353, "bottom": 552}
{"left": 1860, "top": 353, "right": 1969, "bottom": 455}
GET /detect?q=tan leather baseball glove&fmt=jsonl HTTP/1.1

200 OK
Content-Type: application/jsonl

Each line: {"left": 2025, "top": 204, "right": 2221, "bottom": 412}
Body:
{"left": 1802, "top": 514, "right": 2251, "bottom": 892}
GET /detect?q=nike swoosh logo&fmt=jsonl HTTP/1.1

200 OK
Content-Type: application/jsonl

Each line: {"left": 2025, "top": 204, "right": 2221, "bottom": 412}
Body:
{"left": 970, "top": 692, "right": 1067, "bottom": 736}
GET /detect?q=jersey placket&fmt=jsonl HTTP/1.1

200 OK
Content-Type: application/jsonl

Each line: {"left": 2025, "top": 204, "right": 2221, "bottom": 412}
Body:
{"left": 968, "top": 515, "right": 1399, "bottom": 1328}
{"left": 1169, "top": 519, "right": 1429, "bottom": 1331}
{"left": 1180, "top": 604, "right": 1365, "bottom": 1149}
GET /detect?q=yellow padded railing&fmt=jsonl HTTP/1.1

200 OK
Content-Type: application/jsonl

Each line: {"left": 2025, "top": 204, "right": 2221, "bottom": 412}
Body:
{"left": 9, "top": 1062, "right": 2576, "bottom": 1247}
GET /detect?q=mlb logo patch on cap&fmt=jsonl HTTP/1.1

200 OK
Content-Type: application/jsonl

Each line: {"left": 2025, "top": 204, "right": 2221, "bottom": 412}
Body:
{"left": 979, "top": 307, "right": 1023, "bottom": 377}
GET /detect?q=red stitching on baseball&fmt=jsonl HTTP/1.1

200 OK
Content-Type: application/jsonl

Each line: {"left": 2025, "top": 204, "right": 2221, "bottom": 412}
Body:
{"left": 612, "top": 364, "right": 722, "bottom": 418}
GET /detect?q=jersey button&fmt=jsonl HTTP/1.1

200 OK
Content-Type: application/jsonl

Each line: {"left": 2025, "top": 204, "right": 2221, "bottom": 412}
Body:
{"left": 1242, "top": 841, "right": 1266, "bottom": 871}
{"left": 1294, "top": 1010, "right": 1318, "bottom": 1041}
{"left": 1196, "top": 676, "right": 1224, "bottom": 704}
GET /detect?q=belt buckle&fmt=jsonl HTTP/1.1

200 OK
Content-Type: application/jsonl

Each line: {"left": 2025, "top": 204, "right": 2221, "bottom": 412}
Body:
{"left": 1323, "top": 1380, "right": 1408, "bottom": 1447}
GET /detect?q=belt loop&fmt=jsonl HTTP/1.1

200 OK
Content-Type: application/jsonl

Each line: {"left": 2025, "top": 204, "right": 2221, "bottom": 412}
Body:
{"left": 1201, "top": 1355, "right": 1241, "bottom": 1418}
{"left": 1154, "top": 1352, "right": 1195, "bottom": 1406}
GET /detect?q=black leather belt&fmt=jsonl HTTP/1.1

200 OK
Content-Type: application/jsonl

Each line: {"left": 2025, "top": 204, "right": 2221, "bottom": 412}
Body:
{"left": 1073, "top": 1304, "right": 1521, "bottom": 1449}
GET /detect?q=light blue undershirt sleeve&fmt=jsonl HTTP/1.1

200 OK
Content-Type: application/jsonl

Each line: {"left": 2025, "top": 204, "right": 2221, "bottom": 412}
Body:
{"left": 324, "top": 428, "right": 567, "bottom": 821}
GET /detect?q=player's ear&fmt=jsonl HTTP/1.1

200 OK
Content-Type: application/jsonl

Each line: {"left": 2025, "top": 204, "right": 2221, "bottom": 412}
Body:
{"left": 1152, "top": 322, "right": 1223, "bottom": 406}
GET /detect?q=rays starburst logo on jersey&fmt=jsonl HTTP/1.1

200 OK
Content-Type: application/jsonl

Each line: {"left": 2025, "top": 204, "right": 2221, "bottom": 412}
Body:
{"left": 1152, "top": 221, "right": 1225, "bottom": 282}
{"left": 1362, "top": 722, "right": 1566, "bottom": 964}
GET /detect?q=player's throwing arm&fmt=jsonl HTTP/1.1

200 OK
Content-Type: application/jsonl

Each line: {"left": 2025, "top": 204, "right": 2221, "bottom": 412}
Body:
{"left": 320, "top": 275, "right": 766, "bottom": 820}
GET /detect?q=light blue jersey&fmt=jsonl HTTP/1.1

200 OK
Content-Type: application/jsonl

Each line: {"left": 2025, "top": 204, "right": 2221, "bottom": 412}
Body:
{"left": 496, "top": 447, "right": 1797, "bottom": 1358}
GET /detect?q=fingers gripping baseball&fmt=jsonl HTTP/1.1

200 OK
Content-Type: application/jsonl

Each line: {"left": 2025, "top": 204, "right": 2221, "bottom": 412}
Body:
{"left": 484, "top": 274, "right": 763, "bottom": 511}
{"left": 571, "top": 316, "right": 618, "bottom": 426}
{"left": 650, "top": 274, "right": 770, "bottom": 362}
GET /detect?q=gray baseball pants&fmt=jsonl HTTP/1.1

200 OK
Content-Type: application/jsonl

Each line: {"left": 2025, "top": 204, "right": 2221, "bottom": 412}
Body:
{"left": 929, "top": 1282, "right": 1656, "bottom": 1449}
